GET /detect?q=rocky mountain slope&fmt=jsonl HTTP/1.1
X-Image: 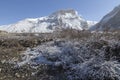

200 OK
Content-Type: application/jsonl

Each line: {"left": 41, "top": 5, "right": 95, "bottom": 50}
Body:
{"left": 0, "top": 9, "right": 96, "bottom": 33}
{"left": 91, "top": 5, "right": 120, "bottom": 31}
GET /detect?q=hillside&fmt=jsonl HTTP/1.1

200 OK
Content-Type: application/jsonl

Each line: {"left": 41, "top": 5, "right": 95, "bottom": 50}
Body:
{"left": 91, "top": 5, "right": 120, "bottom": 31}
{"left": 0, "top": 9, "right": 96, "bottom": 33}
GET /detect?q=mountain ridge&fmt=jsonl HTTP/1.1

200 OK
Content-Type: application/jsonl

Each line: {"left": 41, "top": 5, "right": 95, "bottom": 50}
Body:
{"left": 91, "top": 5, "right": 120, "bottom": 31}
{"left": 0, "top": 9, "right": 97, "bottom": 33}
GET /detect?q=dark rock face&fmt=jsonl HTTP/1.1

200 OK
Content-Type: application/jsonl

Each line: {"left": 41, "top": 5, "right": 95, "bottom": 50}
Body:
{"left": 92, "top": 5, "right": 120, "bottom": 31}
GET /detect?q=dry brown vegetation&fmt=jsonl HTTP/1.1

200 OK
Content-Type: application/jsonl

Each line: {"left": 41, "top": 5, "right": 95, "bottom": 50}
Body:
{"left": 0, "top": 29, "right": 120, "bottom": 80}
{"left": 0, "top": 33, "right": 54, "bottom": 80}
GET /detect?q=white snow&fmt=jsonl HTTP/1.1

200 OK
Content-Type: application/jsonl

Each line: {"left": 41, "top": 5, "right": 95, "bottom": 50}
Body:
{"left": 0, "top": 9, "right": 96, "bottom": 33}
{"left": 87, "top": 21, "right": 97, "bottom": 28}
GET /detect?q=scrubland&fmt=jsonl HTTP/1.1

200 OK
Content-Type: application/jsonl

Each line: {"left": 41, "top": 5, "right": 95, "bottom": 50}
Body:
{"left": 0, "top": 29, "right": 120, "bottom": 80}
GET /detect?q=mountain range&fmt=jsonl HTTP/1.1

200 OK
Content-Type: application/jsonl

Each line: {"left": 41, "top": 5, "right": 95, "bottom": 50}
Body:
{"left": 91, "top": 5, "right": 120, "bottom": 31}
{"left": 0, "top": 9, "right": 97, "bottom": 33}
{"left": 1, "top": 4, "right": 120, "bottom": 33}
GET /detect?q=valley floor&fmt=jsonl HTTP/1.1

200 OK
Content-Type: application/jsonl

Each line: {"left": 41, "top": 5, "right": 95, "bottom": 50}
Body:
{"left": 0, "top": 30, "right": 120, "bottom": 80}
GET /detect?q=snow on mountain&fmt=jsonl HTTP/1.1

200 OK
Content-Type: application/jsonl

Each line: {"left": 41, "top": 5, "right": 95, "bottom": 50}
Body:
{"left": 0, "top": 9, "right": 96, "bottom": 33}
{"left": 91, "top": 5, "right": 120, "bottom": 31}
{"left": 86, "top": 21, "right": 97, "bottom": 29}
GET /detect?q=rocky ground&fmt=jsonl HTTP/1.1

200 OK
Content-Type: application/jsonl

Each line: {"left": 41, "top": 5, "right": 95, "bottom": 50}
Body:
{"left": 0, "top": 30, "right": 120, "bottom": 80}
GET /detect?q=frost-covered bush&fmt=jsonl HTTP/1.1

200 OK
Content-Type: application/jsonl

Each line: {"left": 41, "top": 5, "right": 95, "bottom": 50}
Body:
{"left": 66, "top": 57, "right": 120, "bottom": 80}
{"left": 104, "top": 42, "right": 120, "bottom": 61}
{"left": 13, "top": 35, "right": 120, "bottom": 80}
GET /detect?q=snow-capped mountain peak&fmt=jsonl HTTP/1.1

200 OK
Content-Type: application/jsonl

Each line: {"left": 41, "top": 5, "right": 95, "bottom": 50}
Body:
{"left": 0, "top": 9, "right": 96, "bottom": 33}
{"left": 49, "top": 9, "right": 79, "bottom": 18}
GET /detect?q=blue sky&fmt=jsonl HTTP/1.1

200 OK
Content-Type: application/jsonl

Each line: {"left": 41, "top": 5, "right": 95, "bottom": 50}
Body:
{"left": 0, "top": 0, "right": 120, "bottom": 25}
